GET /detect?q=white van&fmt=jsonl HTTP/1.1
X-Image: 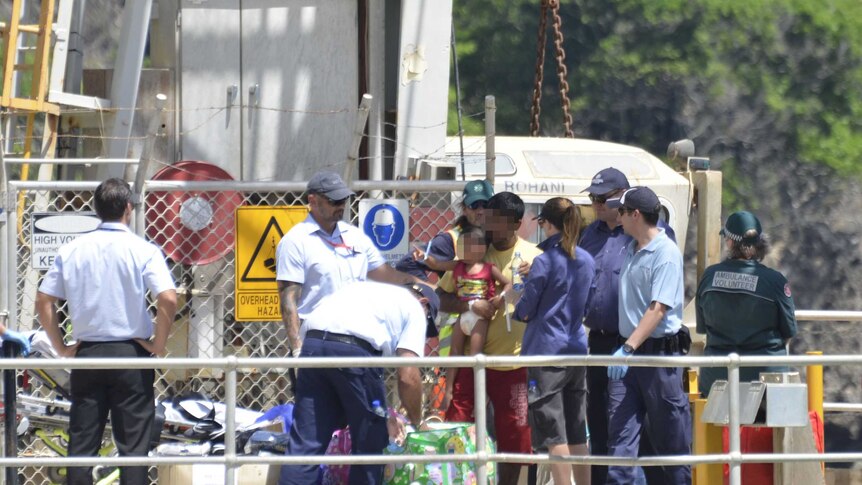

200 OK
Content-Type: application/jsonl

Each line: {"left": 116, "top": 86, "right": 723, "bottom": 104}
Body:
{"left": 416, "top": 136, "right": 694, "bottom": 250}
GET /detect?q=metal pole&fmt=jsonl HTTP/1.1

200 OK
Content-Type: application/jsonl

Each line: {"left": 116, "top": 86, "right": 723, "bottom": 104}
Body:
{"left": 451, "top": 24, "right": 466, "bottom": 181}
{"left": 474, "top": 354, "right": 488, "bottom": 484}
{"left": 344, "top": 94, "right": 373, "bottom": 183}
{"left": 3, "top": 343, "right": 19, "bottom": 485}
{"left": 134, "top": 94, "right": 166, "bottom": 235}
{"left": 484, "top": 96, "right": 496, "bottom": 184}
{"left": 65, "top": 0, "right": 87, "bottom": 93}
{"left": 806, "top": 350, "right": 825, "bottom": 473}
{"left": 728, "top": 353, "right": 741, "bottom": 485}
{"left": 366, "top": 0, "right": 385, "bottom": 192}
{"left": 5, "top": 188, "right": 17, "bottom": 333}
{"left": 0, "top": 133, "right": 8, "bottom": 324}
{"left": 224, "top": 356, "right": 238, "bottom": 485}
{"left": 101, "top": 0, "right": 154, "bottom": 179}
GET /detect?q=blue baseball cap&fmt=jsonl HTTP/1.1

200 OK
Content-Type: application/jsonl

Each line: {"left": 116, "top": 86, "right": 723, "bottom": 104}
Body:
{"left": 582, "top": 167, "right": 631, "bottom": 195}
{"left": 606, "top": 186, "right": 661, "bottom": 214}
{"left": 407, "top": 283, "right": 440, "bottom": 327}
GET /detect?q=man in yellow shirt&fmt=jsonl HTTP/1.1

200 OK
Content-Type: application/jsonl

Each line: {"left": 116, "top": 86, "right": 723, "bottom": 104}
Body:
{"left": 437, "top": 191, "right": 542, "bottom": 485}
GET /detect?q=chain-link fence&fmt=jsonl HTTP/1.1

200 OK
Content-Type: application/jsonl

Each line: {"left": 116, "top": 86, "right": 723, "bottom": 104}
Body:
{"left": 3, "top": 178, "right": 467, "bottom": 484}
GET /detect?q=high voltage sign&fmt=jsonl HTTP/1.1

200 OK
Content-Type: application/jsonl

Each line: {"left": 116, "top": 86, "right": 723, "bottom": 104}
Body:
{"left": 234, "top": 206, "right": 307, "bottom": 321}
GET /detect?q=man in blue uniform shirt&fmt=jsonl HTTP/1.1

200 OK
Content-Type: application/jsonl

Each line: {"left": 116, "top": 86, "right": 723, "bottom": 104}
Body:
{"left": 604, "top": 187, "right": 691, "bottom": 485}
{"left": 578, "top": 168, "right": 675, "bottom": 484}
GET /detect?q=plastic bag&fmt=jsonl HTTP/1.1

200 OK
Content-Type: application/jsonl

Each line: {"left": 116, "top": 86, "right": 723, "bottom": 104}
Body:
{"left": 384, "top": 422, "right": 495, "bottom": 485}
{"left": 321, "top": 427, "right": 352, "bottom": 485}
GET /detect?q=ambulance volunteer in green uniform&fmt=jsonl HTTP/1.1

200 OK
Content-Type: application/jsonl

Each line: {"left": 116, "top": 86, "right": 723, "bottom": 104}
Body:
{"left": 696, "top": 211, "right": 797, "bottom": 396}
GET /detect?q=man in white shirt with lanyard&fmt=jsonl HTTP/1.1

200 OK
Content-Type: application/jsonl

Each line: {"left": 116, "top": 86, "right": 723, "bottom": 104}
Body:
{"left": 276, "top": 171, "right": 419, "bottom": 359}
{"left": 281, "top": 280, "right": 437, "bottom": 484}
{"left": 35, "top": 178, "right": 177, "bottom": 485}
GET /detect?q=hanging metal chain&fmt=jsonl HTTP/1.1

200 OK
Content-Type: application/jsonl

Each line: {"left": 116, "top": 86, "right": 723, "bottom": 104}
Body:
{"left": 530, "top": 0, "right": 575, "bottom": 138}
{"left": 550, "top": 0, "right": 574, "bottom": 137}
{"left": 529, "top": 1, "right": 549, "bottom": 137}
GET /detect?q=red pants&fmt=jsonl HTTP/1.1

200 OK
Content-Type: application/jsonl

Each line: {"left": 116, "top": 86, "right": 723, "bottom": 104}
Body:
{"left": 445, "top": 367, "right": 532, "bottom": 455}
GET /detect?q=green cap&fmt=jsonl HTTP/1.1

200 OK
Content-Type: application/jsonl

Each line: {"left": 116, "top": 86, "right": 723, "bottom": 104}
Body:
{"left": 720, "top": 211, "right": 762, "bottom": 244}
{"left": 463, "top": 179, "right": 494, "bottom": 206}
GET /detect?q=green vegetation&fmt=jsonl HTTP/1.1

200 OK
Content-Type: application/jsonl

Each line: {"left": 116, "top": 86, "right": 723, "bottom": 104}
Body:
{"left": 449, "top": 0, "right": 862, "bottom": 186}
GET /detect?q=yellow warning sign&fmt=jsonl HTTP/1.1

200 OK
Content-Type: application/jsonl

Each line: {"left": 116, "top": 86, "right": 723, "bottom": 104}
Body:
{"left": 235, "top": 206, "right": 307, "bottom": 321}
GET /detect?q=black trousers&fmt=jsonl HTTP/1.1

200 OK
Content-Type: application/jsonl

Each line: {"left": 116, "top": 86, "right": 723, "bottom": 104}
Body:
{"left": 67, "top": 341, "right": 154, "bottom": 485}
{"left": 587, "top": 331, "right": 663, "bottom": 485}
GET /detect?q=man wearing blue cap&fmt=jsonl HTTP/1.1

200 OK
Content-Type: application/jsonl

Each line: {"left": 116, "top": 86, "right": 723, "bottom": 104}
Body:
{"left": 604, "top": 186, "right": 691, "bottom": 485}
{"left": 276, "top": 171, "right": 420, "bottom": 360}
{"left": 696, "top": 211, "right": 797, "bottom": 396}
{"left": 578, "top": 168, "right": 675, "bottom": 484}
{"left": 281, "top": 281, "right": 438, "bottom": 484}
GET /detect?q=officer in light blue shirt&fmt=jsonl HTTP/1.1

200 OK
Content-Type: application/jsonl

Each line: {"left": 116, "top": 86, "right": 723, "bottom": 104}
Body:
{"left": 276, "top": 171, "right": 419, "bottom": 357}
{"left": 604, "top": 187, "right": 691, "bottom": 485}
{"left": 579, "top": 167, "right": 676, "bottom": 485}
{"left": 617, "top": 232, "right": 684, "bottom": 340}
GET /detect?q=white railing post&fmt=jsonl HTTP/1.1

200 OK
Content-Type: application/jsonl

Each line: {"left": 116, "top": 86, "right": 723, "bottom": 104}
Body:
{"left": 728, "top": 353, "right": 742, "bottom": 485}
{"left": 474, "top": 354, "right": 488, "bottom": 483}
{"left": 224, "top": 356, "right": 238, "bottom": 485}
{"left": 4, "top": 187, "right": 17, "bottom": 332}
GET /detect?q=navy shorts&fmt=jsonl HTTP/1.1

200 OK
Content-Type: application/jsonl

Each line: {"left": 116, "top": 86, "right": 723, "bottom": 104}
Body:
{"left": 527, "top": 366, "right": 588, "bottom": 450}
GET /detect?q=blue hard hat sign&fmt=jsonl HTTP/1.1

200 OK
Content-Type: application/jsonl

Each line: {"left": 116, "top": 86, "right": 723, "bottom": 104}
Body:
{"left": 363, "top": 203, "right": 406, "bottom": 251}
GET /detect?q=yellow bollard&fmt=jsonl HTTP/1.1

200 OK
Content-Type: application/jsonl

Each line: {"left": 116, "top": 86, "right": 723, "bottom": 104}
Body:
{"left": 806, "top": 351, "right": 824, "bottom": 473}
{"left": 806, "top": 351, "right": 824, "bottom": 426}
{"left": 689, "top": 370, "right": 724, "bottom": 485}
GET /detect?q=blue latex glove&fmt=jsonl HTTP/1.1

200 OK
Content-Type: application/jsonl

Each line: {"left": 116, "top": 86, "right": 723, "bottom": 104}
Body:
{"left": 607, "top": 346, "right": 631, "bottom": 380}
{"left": 2, "top": 329, "right": 31, "bottom": 356}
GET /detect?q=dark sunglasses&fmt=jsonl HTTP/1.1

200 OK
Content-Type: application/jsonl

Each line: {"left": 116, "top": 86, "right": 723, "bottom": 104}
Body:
{"left": 617, "top": 207, "right": 636, "bottom": 215}
{"left": 322, "top": 195, "right": 348, "bottom": 206}
{"left": 468, "top": 200, "right": 488, "bottom": 210}
{"left": 588, "top": 193, "right": 613, "bottom": 204}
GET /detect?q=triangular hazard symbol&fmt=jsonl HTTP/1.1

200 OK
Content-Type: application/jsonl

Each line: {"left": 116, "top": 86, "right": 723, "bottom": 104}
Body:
{"left": 241, "top": 217, "right": 285, "bottom": 282}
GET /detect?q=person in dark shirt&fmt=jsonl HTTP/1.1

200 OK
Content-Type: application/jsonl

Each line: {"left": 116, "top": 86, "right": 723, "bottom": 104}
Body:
{"left": 578, "top": 168, "right": 675, "bottom": 485}
{"left": 696, "top": 211, "right": 797, "bottom": 396}
{"left": 514, "top": 197, "right": 595, "bottom": 485}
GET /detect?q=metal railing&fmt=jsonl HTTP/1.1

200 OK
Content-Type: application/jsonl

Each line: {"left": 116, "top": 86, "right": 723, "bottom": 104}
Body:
{"left": 2, "top": 353, "right": 861, "bottom": 485}
{"left": 795, "top": 310, "right": 862, "bottom": 414}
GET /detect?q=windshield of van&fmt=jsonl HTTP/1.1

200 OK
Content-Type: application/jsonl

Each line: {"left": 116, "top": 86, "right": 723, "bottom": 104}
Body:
{"left": 452, "top": 154, "right": 517, "bottom": 177}
{"left": 524, "top": 151, "right": 657, "bottom": 178}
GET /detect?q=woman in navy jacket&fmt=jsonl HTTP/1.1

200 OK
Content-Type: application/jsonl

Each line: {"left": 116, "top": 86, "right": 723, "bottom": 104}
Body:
{"left": 514, "top": 197, "right": 595, "bottom": 485}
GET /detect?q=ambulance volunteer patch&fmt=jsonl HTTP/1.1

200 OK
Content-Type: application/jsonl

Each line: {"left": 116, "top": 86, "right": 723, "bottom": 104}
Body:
{"left": 784, "top": 283, "right": 792, "bottom": 297}
{"left": 712, "top": 271, "right": 758, "bottom": 292}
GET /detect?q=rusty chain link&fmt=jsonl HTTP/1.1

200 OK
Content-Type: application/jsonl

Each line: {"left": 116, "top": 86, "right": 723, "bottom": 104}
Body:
{"left": 529, "top": 0, "right": 549, "bottom": 136}
{"left": 530, "top": 0, "right": 575, "bottom": 138}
